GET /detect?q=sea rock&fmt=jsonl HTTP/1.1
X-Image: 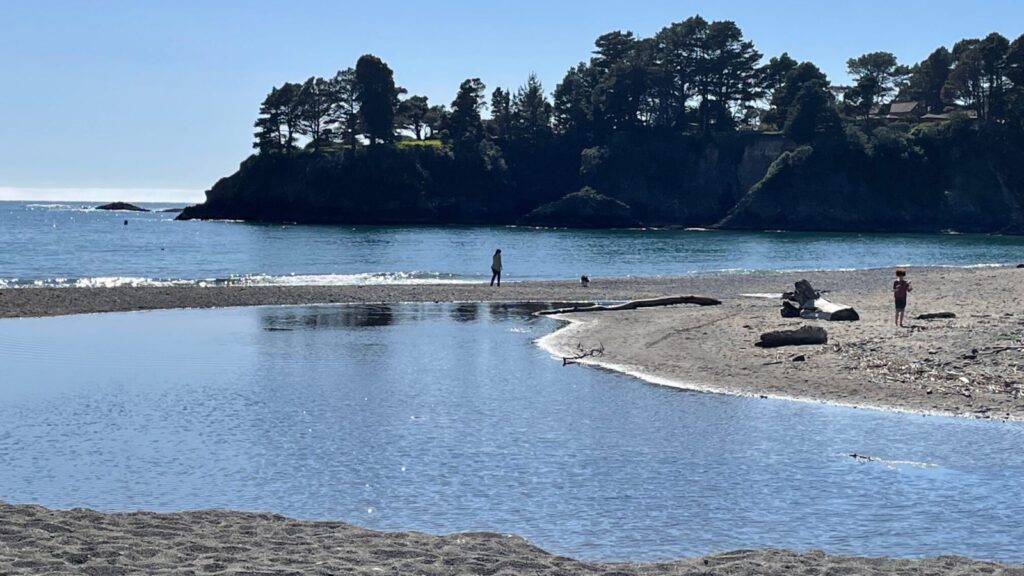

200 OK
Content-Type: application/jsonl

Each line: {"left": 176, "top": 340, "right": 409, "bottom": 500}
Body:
{"left": 95, "top": 202, "right": 149, "bottom": 212}
{"left": 516, "top": 187, "right": 641, "bottom": 229}
{"left": 756, "top": 325, "right": 828, "bottom": 348}
{"left": 159, "top": 207, "right": 185, "bottom": 213}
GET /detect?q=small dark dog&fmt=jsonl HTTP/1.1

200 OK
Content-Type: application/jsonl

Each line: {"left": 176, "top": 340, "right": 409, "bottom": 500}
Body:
{"left": 580, "top": 275, "right": 590, "bottom": 287}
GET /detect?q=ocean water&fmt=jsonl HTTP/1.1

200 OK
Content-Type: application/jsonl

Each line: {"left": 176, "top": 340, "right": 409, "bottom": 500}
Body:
{"left": 2, "top": 201, "right": 1024, "bottom": 287}
{"left": 1, "top": 304, "right": 1023, "bottom": 562}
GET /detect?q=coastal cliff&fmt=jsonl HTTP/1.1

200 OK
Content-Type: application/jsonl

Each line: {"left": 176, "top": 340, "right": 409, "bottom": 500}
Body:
{"left": 178, "top": 17, "right": 1024, "bottom": 233}
{"left": 178, "top": 124, "right": 1024, "bottom": 232}
{"left": 178, "top": 132, "right": 793, "bottom": 228}
{"left": 718, "top": 123, "right": 1024, "bottom": 233}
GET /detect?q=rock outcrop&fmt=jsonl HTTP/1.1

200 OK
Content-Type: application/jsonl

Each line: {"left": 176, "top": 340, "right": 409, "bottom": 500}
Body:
{"left": 96, "top": 202, "right": 149, "bottom": 212}
{"left": 517, "top": 188, "right": 640, "bottom": 228}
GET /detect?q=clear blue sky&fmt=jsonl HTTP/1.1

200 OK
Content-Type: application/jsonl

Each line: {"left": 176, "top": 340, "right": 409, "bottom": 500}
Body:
{"left": 2, "top": 0, "right": 1022, "bottom": 202}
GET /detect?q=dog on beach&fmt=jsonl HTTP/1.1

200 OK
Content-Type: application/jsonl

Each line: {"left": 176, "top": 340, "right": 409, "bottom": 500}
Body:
{"left": 580, "top": 275, "right": 590, "bottom": 287}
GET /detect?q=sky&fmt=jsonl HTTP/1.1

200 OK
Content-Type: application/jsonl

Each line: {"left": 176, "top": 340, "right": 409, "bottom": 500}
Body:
{"left": 2, "top": 0, "right": 1023, "bottom": 202}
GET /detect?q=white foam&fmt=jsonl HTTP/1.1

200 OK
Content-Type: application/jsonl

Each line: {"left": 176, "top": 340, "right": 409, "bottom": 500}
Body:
{"left": 232, "top": 272, "right": 481, "bottom": 287}
{"left": 0, "top": 271, "right": 482, "bottom": 289}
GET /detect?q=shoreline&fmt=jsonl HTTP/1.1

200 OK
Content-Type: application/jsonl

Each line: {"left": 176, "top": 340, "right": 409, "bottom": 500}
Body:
{"left": 535, "top": 267, "right": 1024, "bottom": 421}
{"left": 1, "top": 501, "right": 1020, "bottom": 575}
{"left": 534, "top": 315, "right": 964, "bottom": 420}
{"left": 3, "top": 266, "right": 1023, "bottom": 420}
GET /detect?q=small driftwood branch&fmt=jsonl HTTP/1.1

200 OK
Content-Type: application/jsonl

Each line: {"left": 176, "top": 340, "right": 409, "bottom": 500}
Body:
{"left": 917, "top": 312, "right": 956, "bottom": 320}
{"left": 562, "top": 342, "right": 605, "bottom": 366}
{"left": 538, "top": 295, "right": 721, "bottom": 316}
{"left": 979, "top": 345, "right": 1024, "bottom": 355}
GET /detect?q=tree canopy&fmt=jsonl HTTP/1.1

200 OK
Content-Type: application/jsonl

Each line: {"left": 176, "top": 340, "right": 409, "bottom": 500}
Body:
{"left": 844, "top": 52, "right": 909, "bottom": 113}
{"left": 249, "top": 17, "right": 1024, "bottom": 157}
{"left": 354, "top": 54, "right": 402, "bottom": 144}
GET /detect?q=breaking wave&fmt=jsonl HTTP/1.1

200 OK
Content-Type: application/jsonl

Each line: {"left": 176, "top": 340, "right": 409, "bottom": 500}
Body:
{"left": 0, "top": 271, "right": 482, "bottom": 289}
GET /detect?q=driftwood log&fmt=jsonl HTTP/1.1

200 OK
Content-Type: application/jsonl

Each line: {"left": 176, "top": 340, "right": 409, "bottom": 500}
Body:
{"left": 756, "top": 325, "right": 828, "bottom": 348}
{"left": 537, "top": 295, "right": 721, "bottom": 316}
{"left": 917, "top": 312, "right": 956, "bottom": 320}
{"left": 781, "top": 279, "right": 859, "bottom": 322}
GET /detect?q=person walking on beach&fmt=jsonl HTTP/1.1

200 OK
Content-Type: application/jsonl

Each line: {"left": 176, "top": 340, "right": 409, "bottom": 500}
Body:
{"left": 490, "top": 249, "right": 502, "bottom": 287}
{"left": 893, "top": 268, "right": 912, "bottom": 327}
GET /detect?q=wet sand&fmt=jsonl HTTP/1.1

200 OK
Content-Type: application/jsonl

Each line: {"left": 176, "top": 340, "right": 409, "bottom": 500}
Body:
{"left": 1, "top": 502, "right": 1020, "bottom": 575}
{"left": 0, "top": 278, "right": 676, "bottom": 319}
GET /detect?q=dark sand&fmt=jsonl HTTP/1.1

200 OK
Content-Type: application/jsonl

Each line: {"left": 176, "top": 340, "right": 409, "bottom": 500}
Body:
{"left": 1, "top": 502, "right": 1020, "bottom": 575}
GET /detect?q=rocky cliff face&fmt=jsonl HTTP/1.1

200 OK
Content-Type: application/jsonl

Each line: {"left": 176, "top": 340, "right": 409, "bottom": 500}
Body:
{"left": 717, "top": 134, "right": 1024, "bottom": 233}
{"left": 179, "top": 128, "right": 1024, "bottom": 233}
{"left": 577, "top": 132, "right": 792, "bottom": 227}
{"left": 179, "top": 134, "right": 794, "bottom": 227}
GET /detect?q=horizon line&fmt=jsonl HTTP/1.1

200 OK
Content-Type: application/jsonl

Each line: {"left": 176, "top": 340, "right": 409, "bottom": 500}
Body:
{"left": 0, "top": 186, "right": 205, "bottom": 204}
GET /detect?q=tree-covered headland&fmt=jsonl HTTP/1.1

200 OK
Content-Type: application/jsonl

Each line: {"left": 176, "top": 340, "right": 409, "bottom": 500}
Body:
{"left": 179, "top": 17, "right": 1024, "bottom": 232}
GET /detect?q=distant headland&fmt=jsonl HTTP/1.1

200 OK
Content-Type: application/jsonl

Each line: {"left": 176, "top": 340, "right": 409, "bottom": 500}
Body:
{"left": 179, "top": 16, "right": 1024, "bottom": 233}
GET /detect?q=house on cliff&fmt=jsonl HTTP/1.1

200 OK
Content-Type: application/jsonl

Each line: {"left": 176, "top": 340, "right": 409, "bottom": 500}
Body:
{"left": 885, "top": 101, "right": 925, "bottom": 120}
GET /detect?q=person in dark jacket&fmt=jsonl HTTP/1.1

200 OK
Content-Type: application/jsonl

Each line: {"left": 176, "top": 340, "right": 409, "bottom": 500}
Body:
{"left": 490, "top": 249, "right": 502, "bottom": 287}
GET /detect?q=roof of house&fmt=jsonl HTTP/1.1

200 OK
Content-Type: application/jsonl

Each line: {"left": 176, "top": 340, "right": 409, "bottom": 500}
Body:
{"left": 888, "top": 101, "right": 920, "bottom": 114}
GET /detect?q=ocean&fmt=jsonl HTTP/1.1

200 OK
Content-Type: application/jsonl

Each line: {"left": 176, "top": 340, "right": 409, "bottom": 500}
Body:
{"left": 2, "top": 200, "right": 1023, "bottom": 288}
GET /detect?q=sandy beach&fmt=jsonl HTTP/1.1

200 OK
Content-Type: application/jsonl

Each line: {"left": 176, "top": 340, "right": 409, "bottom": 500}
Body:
{"left": 2, "top": 502, "right": 1021, "bottom": 575}
{"left": 4, "top": 266, "right": 1024, "bottom": 574}
{"left": 540, "top": 266, "right": 1024, "bottom": 420}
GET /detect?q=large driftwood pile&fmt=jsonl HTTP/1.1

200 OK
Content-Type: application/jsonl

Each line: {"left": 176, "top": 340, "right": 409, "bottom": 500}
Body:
{"left": 537, "top": 295, "right": 721, "bottom": 316}
{"left": 781, "top": 279, "right": 859, "bottom": 321}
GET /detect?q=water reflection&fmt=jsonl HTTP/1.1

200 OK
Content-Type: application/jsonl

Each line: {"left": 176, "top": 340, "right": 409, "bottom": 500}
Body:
{"left": 258, "top": 302, "right": 564, "bottom": 331}
{"left": 260, "top": 305, "right": 395, "bottom": 330}
{"left": 449, "top": 303, "right": 479, "bottom": 323}
{"left": 2, "top": 304, "right": 1023, "bottom": 563}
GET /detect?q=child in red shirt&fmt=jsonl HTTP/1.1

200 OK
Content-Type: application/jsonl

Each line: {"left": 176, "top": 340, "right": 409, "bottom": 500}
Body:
{"left": 893, "top": 268, "right": 912, "bottom": 327}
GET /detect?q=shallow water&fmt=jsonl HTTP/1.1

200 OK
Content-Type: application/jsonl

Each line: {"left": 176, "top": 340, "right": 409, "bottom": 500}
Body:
{"left": 3, "top": 201, "right": 1024, "bottom": 287}
{"left": 1, "top": 304, "right": 1023, "bottom": 562}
